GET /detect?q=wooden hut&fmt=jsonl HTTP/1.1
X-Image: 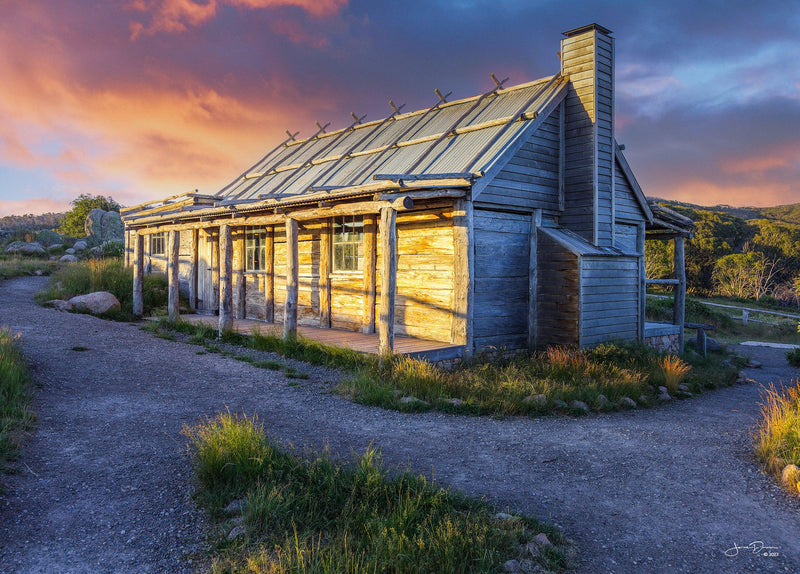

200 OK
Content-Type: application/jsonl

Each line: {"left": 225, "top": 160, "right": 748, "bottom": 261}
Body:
{"left": 122, "top": 23, "right": 692, "bottom": 360}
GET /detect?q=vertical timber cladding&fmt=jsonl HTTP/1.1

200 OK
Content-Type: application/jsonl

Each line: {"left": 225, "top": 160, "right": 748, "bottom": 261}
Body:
{"left": 473, "top": 209, "right": 532, "bottom": 351}
{"left": 269, "top": 223, "right": 321, "bottom": 327}
{"left": 580, "top": 256, "right": 639, "bottom": 345}
{"left": 560, "top": 24, "right": 615, "bottom": 246}
{"left": 537, "top": 232, "right": 580, "bottom": 347}
{"left": 374, "top": 207, "right": 456, "bottom": 343}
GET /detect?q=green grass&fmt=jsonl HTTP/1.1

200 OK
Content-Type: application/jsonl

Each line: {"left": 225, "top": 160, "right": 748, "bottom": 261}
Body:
{"left": 143, "top": 320, "right": 738, "bottom": 416}
{"left": 0, "top": 256, "right": 59, "bottom": 280}
{"left": 0, "top": 328, "right": 36, "bottom": 489}
{"left": 754, "top": 383, "right": 800, "bottom": 497}
{"left": 339, "top": 343, "right": 727, "bottom": 416}
{"left": 184, "top": 411, "right": 573, "bottom": 573}
{"left": 35, "top": 257, "right": 171, "bottom": 320}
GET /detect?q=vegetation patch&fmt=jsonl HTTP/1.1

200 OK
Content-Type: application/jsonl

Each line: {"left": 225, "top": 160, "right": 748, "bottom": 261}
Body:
{"left": 0, "top": 256, "right": 59, "bottom": 280}
{"left": 184, "top": 411, "right": 573, "bottom": 573}
{"left": 754, "top": 383, "right": 800, "bottom": 497}
{"left": 35, "top": 258, "right": 170, "bottom": 320}
{"left": 787, "top": 348, "right": 800, "bottom": 368}
{"left": 0, "top": 328, "right": 36, "bottom": 489}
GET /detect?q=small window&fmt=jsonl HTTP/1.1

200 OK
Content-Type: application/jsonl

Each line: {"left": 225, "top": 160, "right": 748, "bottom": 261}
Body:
{"left": 151, "top": 232, "right": 165, "bottom": 256}
{"left": 245, "top": 227, "right": 267, "bottom": 271}
{"left": 333, "top": 216, "right": 363, "bottom": 272}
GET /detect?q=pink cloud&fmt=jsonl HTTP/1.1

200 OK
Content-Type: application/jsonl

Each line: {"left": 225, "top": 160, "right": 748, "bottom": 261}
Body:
{"left": 128, "top": 0, "right": 347, "bottom": 39}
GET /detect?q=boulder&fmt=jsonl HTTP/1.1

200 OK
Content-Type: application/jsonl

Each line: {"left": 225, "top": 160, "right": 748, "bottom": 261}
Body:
{"left": 36, "top": 229, "right": 62, "bottom": 247}
{"left": 72, "top": 240, "right": 88, "bottom": 252}
{"left": 59, "top": 254, "right": 79, "bottom": 262}
{"left": 65, "top": 247, "right": 76, "bottom": 254}
{"left": 570, "top": 400, "right": 589, "bottom": 412}
{"left": 47, "top": 243, "right": 64, "bottom": 251}
{"left": 68, "top": 291, "right": 121, "bottom": 315}
{"left": 85, "top": 209, "right": 124, "bottom": 244}
{"left": 49, "top": 299, "right": 74, "bottom": 311}
{"left": 5, "top": 241, "right": 25, "bottom": 253}
{"left": 18, "top": 242, "right": 46, "bottom": 255}
{"left": 619, "top": 397, "right": 637, "bottom": 408}
{"left": 523, "top": 393, "right": 547, "bottom": 407}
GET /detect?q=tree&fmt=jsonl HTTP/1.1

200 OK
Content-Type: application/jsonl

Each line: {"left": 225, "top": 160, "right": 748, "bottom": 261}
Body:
{"left": 645, "top": 239, "right": 673, "bottom": 280}
{"left": 58, "top": 194, "right": 121, "bottom": 238}
{"left": 713, "top": 252, "right": 780, "bottom": 300}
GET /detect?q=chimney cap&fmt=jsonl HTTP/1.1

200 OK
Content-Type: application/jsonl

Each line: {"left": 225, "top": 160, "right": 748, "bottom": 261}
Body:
{"left": 562, "top": 23, "right": 613, "bottom": 38}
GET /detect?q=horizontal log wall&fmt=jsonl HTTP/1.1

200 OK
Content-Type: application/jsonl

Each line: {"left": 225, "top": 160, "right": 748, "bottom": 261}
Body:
{"left": 580, "top": 255, "right": 639, "bottom": 346}
{"left": 537, "top": 232, "right": 580, "bottom": 346}
{"left": 473, "top": 209, "right": 531, "bottom": 351}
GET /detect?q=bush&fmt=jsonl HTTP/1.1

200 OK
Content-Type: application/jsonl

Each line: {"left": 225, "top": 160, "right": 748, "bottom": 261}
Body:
{"left": 0, "top": 328, "right": 35, "bottom": 485}
{"left": 787, "top": 348, "right": 800, "bottom": 368}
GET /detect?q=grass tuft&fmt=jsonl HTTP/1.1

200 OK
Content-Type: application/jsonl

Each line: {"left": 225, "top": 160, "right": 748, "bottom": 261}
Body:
{"left": 0, "top": 328, "right": 36, "bottom": 489}
{"left": 755, "top": 382, "right": 800, "bottom": 496}
{"left": 657, "top": 355, "right": 692, "bottom": 393}
{"left": 185, "top": 412, "right": 572, "bottom": 573}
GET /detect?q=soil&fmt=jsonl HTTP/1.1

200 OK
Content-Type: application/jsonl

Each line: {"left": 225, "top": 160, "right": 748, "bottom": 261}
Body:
{"left": 1, "top": 275, "right": 799, "bottom": 573}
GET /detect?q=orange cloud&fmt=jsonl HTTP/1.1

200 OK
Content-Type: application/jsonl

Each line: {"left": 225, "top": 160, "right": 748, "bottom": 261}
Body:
{"left": 656, "top": 177, "right": 797, "bottom": 208}
{"left": 720, "top": 144, "right": 800, "bottom": 175}
{"left": 129, "top": 0, "right": 347, "bottom": 39}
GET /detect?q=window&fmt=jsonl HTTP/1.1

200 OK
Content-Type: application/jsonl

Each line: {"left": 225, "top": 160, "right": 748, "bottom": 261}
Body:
{"left": 151, "top": 232, "right": 165, "bottom": 256}
{"left": 245, "top": 226, "right": 267, "bottom": 271}
{"left": 332, "top": 216, "right": 363, "bottom": 272}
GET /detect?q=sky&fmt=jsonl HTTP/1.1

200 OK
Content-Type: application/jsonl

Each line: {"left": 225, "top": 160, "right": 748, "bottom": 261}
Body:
{"left": 1, "top": 0, "right": 799, "bottom": 216}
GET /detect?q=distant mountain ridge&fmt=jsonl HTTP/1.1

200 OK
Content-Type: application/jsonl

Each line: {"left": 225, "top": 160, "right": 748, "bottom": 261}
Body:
{"left": 651, "top": 199, "right": 800, "bottom": 225}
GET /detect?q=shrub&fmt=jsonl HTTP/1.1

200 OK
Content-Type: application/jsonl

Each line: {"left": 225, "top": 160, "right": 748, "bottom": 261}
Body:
{"left": 657, "top": 355, "right": 691, "bottom": 393}
{"left": 788, "top": 348, "right": 800, "bottom": 368}
{"left": 0, "top": 328, "right": 35, "bottom": 484}
{"left": 755, "top": 383, "right": 800, "bottom": 496}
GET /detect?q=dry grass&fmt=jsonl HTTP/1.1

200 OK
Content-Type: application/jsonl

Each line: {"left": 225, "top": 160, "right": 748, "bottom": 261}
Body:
{"left": 658, "top": 355, "right": 692, "bottom": 393}
{"left": 755, "top": 383, "right": 800, "bottom": 496}
{"left": 0, "top": 328, "right": 35, "bottom": 489}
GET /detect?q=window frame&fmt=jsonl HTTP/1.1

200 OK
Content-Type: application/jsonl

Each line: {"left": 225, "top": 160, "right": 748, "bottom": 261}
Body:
{"left": 151, "top": 232, "right": 165, "bottom": 256}
{"left": 332, "top": 215, "right": 364, "bottom": 273}
{"left": 245, "top": 226, "right": 267, "bottom": 272}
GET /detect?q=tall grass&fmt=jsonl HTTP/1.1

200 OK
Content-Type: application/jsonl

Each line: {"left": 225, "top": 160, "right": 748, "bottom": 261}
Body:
{"left": 0, "top": 256, "right": 59, "bottom": 280}
{"left": 755, "top": 383, "right": 800, "bottom": 496}
{"left": 185, "top": 412, "right": 571, "bottom": 573}
{"left": 0, "top": 328, "right": 35, "bottom": 487}
{"left": 36, "top": 258, "right": 169, "bottom": 319}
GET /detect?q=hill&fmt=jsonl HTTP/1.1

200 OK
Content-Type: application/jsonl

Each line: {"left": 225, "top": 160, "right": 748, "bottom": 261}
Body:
{"left": 651, "top": 199, "right": 800, "bottom": 226}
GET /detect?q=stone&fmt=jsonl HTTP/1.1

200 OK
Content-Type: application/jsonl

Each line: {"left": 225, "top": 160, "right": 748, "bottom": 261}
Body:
{"left": 638, "top": 394, "right": 650, "bottom": 405}
{"left": 85, "top": 208, "right": 106, "bottom": 238}
{"left": 532, "top": 533, "right": 552, "bottom": 546}
{"left": 747, "top": 360, "right": 762, "bottom": 369}
{"left": 398, "top": 395, "right": 429, "bottom": 406}
{"left": 5, "top": 241, "right": 26, "bottom": 253}
{"left": 443, "top": 398, "right": 463, "bottom": 406}
{"left": 65, "top": 248, "right": 76, "bottom": 254}
{"left": 553, "top": 399, "right": 568, "bottom": 409}
{"left": 518, "top": 560, "right": 534, "bottom": 573}
{"left": 85, "top": 209, "right": 124, "bottom": 244}
{"left": 87, "top": 246, "right": 103, "bottom": 257}
{"left": 619, "top": 397, "right": 637, "bottom": 408}
{"left": 49, "top": 300, "right": 73, "bottom": 311}
{"left": 523, "top": 394, "right": 547, "bottom": 406}
{"left": 72, "top": 240, "right": 88, "bottom": 252}
{"left": 781, "top": 464, "right": 799, "bottom": 486}
{"left": 59, "top": 254, "right": 79, "bottom": 262}
{"left": 596, "top": 394, "right": 610, "bottom": 407}
{"left": 20, "top": 242, "right": 46, "bottom": 255}
{"left": 570, "top": 400, "right": 589, "bottom": 412}
{"left": 68, "top": 291, "right": 121, "bottom": 315}
{"left": 504, "top": 559, "right": 521, "bottom": 573}
{"left": 36, "top": 229, "right": 62, "bottom": 247}
{"left": 224, "top": 498, "right": 247, "bottom": 514}
{"left": 657, "top": 388, "right": 672, "bottom": 402}
{"left": 47, "top": 243, "right": 64, "bottom": 251}
{"left": 678, "top": 384, "right": 689, "bottom": 392}
{"left": 494, "top": 512, "right": 515, "bottom": 521}
{"left": 227, "top": 524, "right": 246, "bottom": 540}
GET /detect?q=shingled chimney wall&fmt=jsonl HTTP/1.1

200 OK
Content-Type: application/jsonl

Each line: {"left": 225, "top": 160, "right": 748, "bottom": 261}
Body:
{"left": 559, "top": 23, "right": 615, "bottom": 246}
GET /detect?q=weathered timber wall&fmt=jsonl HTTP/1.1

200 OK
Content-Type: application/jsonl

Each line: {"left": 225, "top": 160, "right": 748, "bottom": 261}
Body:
{"left": 473, "top": 209, "right": 531, "bottom": 351}
{"left": 580, "top": 255, "right": 639, "bottom": 346}
{"left": 477, "top": 109, "right": 561, "bottom": 212}
{"left": 614, "top": 160, "right": 644, "bottom": 224}
{"left": 537, "top": 232, "right": 580, "bottom": 346}
{"left": 375, "top": 207, "right": 455, "bottom": 343}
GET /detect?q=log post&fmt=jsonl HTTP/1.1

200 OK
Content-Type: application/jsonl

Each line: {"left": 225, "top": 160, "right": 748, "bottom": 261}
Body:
{"left": 219, "top": 224, "right": 233, "bottom": 333}
{"left": 189, "top": 229, "right": 198, "bottom": 310}
{"left": 235, "top": 228, "right": 246, "bottom": 319}
{"left": 319, "top": 219, "right": 332, "bottom": 328}
{"left": 527, "top": 210, "right": 542, "bottom": 350}
{"left": 264, "top": 226, "right": 274, "bottom": 322}
{"left": 452, "top": 199, "right": 474, "bottom": 358}
{"left": 284, "top": 218, "right": 298, "bottom": 340}
{"left": 132, "top": 231, "right": 144, "bottom": 317}
{"left": 673, "top": 235, "right": 686, "bottom": 352}
{"left": 212, "top": 229, "right": 220, "bottom": 312}
{"left": 362, "top": 215, "right": 377, "bottom": 334}
{"left": 167, "top": 229, "right": 180, "bottom": 322}
{"left": 378, "top": 207, "right": 397, "bottom": 357}
{"left": 124, "top": 230, "right": 131, "bottom": 268}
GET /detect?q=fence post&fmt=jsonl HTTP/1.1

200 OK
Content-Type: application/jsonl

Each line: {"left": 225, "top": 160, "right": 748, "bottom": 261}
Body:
{"left": 742, "top": 309, "right": 749, "bottom": 325}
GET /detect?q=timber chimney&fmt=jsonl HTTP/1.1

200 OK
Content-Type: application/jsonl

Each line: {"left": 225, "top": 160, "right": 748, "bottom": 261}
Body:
{"left": 559, "top": 23, "right": 615, "bottom": 246}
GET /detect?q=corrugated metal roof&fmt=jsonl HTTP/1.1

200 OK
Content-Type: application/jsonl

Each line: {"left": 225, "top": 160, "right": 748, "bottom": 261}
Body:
{"left": 217, "top": 75, "right": 567, "bottom": 204}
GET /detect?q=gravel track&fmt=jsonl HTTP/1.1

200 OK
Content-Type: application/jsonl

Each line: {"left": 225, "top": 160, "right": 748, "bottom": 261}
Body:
{"left": 1, "top": 275, "right": 799, "bottom": 573}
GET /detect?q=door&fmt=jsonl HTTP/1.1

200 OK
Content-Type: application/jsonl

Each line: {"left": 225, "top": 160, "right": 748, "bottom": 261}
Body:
{"left": 196, "top": 229, "right": 218, "bottom": 314}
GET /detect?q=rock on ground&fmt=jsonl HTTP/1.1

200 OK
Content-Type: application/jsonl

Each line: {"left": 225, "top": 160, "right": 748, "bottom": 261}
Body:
{"left": 68, "top": 291, "right": 121, "bottom": 314}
